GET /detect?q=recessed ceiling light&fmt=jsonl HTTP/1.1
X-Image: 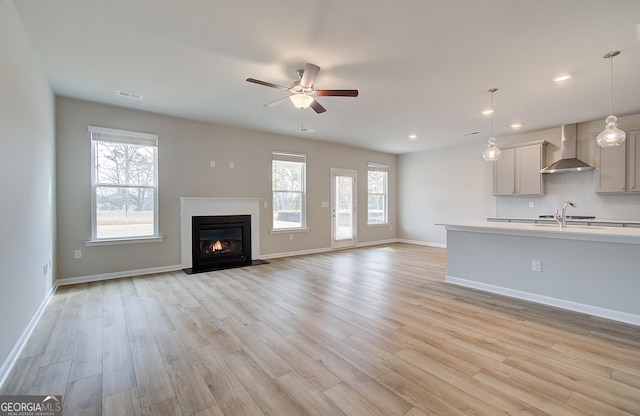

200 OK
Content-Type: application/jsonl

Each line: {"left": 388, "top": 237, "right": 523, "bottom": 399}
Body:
{"left": 408, "top": 134, "right": 417, "bottom": 140}
{"left": 511, "top": 123, "right": 523, "bottom": 129}
{"left": 553, "top": 74, "right": 572, "bottom": 82}
{"left": 117, "top": 90, "right": 143, "bottom": 100}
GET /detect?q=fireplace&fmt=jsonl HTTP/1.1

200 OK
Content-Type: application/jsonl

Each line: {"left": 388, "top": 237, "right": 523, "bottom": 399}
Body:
{"left": 180, "top": 197, "right": 262, "bottom": 273}
{"left": 189, "top": 215, "right": 252, "bottom": 273}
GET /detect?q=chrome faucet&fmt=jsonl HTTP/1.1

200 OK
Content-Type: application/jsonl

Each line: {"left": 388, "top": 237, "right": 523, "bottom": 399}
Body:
{"left": 554, "top": 201, "right": 577, "bottom": 229}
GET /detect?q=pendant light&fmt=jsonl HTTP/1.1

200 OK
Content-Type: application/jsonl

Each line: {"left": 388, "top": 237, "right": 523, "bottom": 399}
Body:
{"left": 482, "top": 88, "right": 501, "bottom": 161}
{"left": 596, "top": 51, "right": 626, "bottom": 147}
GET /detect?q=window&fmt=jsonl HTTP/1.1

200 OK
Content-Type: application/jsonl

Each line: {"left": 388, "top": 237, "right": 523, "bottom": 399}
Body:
{"left": 89, "top": 126, "right": 158, "bottom": 241}
{"left": 367, "top": 162, "right": 388, "bottom": 225}
{"left": 272, "top": 151, "right": 306, "bottom": 230}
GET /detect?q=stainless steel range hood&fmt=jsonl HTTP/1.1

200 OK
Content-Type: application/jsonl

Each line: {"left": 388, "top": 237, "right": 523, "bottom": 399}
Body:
{"left": 540, "top": 124, "right": 593, "bottom": 174}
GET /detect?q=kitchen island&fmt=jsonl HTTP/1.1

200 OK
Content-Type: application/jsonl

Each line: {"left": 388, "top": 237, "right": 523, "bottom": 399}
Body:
{"left": 439, "top": 221, "right": 640, "bottom": 325}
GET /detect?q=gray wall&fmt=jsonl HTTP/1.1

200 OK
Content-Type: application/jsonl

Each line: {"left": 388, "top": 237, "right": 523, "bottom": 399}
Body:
{"left": 398, "top": 141, "right": 495, "bottom": 246}
{"left": 0, "top": 0, "right": 56, "bottom": 376}
{"left": 56, "top": 97, "right": 397, "bottom": 280}
{"left": 399, "top": 114, "right": 640, "bottom": 246}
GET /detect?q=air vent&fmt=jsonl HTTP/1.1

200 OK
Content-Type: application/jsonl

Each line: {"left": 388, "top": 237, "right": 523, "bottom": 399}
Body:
{"left": 116, "top": 90, "right": 143, "bottom": 100}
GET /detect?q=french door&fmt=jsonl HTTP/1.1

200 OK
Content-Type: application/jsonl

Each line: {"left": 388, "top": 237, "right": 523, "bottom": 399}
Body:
{"left": 331, "top": 168, "right": 356, "bottom": 248}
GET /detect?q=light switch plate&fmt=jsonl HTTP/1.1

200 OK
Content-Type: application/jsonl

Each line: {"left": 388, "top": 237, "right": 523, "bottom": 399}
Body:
{"left": 532, "top": 260, "right": 541, "bottom": 272}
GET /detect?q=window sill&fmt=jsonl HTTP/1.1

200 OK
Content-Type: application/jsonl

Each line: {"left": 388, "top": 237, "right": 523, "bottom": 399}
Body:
{"left": 270, "top": 228, "right": 309, "bottom": 234}
{"left": 367, "top": 223, "right": 390, "bottom": 227}
{"left": 85, "top": 236, "right": 164, "bottom": 246}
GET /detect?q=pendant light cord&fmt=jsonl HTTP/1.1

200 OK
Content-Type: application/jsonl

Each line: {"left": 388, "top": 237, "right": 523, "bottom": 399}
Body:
{"left": 608, "top": 55, "right": 613, "bottom": 117}
{"left": 490, "top": 90, "right": 494, "bottom": 136}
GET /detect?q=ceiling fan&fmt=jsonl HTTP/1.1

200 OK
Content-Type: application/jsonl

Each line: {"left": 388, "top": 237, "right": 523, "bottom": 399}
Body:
{"left": 246, "top": 63, "right": 358, "bottom": 114}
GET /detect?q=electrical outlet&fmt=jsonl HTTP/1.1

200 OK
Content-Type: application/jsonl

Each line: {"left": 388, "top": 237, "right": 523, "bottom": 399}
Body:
{"left": 229, "top": 161, "right": 234, "bottom": 169}
{"left": 74, "top": 249, "right": 82, "bottom": 259}
{"left": 289, "top": 234, "right": 293, "bottom": 241}
{"left": 532, "top": 260, "right": 541, "bottom": 272}
{"left": 529, "top": 201, "right": 535, "bottom": 208}
{"left": 210, "top": 160, "right": 216, "bottom": 168}
{"left": 43, "top": 262, "right": 48, "bottom": 276}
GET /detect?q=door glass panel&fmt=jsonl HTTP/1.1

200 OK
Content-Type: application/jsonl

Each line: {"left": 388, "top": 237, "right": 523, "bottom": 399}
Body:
{"left": 335, "top": 176, "right": 353, "bottom": 240}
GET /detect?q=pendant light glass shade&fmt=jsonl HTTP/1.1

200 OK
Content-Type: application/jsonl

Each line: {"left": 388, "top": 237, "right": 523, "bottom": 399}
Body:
{"left": 597, "top": 51, "right": 626, "bottom": 147}
{"left": 483, "top": 137, "right": 501, "bottom": 161}
{"left": 483, "top": 88, "right": 501, "bottom": 161}
{"left": 596, "top": 115, "right": 626, "bottom": 147}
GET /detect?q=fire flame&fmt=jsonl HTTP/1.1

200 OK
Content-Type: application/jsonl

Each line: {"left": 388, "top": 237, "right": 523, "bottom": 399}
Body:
{"left": 213, "top": 240, "right": 223, "bottom": 251}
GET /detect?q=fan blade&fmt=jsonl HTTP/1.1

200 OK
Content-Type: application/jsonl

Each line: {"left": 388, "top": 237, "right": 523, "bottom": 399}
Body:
{"left": 316, "top": 89, "right": 359, "bottom": 97}
{"left": 263, "top": 96, "right": 291, "bottom": 108}
{"left": 310, "top": 99, "right": 326, "bottom": 114}
{"left": 246, "top": 78, "right": 291, "bottom": 91}
{"left": 300, "top": 63, "right": 320, "bottom": 88}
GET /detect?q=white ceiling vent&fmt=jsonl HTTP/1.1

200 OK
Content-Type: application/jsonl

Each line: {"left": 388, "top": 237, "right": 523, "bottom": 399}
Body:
{"left": 116, "top": 90, "right": 143, "bottom": 100}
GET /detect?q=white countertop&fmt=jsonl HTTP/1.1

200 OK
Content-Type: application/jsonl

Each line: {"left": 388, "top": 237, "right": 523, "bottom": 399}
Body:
{"left": 438, "top": 220, "right": 640, "bottom": 245}
{"left": 487, "top": 216, "right": 640, "bottom": 225}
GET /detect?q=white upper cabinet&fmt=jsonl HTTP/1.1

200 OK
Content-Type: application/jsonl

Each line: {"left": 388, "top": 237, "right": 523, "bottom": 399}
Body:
{"left": 493, "top": 141, "right": 547, "bottom": 196}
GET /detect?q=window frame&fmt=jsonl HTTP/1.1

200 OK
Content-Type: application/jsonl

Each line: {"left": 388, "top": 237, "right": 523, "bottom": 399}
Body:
{"left": 271, "top": 151, "right": 307, "bottom": 232}
{"left": 88, "top": 125, "right": 160, "bottom": 244}
{"left": 367, "top": 162, "right": 389, "bottom": 225}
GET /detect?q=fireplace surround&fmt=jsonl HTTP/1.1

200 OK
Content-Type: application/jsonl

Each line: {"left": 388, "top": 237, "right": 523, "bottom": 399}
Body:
{"left": 180, "top": 197, "right": 261, "bottom": 272}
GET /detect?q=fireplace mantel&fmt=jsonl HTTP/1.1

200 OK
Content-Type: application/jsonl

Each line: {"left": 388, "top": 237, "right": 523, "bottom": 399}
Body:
{"left": 180, "top": 197, "right": 261, "bottom": 269}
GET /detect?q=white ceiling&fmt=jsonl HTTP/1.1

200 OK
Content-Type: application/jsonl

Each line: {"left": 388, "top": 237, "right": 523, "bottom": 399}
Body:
{"left": 15, "top": 0, "right": 640, "bottom": 155}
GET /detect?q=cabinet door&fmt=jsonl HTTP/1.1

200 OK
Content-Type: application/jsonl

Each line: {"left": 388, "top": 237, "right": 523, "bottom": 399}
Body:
{"left": 493, "top": 148, "right": 515, "bottom": 195}
{"left": 595, "top": 143, "right": 626, "bottom": 193}
{"left": 517, "top": 144, "right": 544, "bottom": 195}
{"left": 627, "top": 131, "right": 640, "bottom": 193}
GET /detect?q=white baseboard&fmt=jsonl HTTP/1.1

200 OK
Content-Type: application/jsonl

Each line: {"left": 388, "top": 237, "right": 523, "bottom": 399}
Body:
{"left": 56, "top": 264, "right": 183, "bottom": 287}
{"left": 0, "top": 286, "right": 55, "bottom": 390}
{"left": 259, "top": 247, "right": 333, "bottom": 260}
{"left": 356, "top": 238, "right": 399, "bottom": 247}
{"left": 397, "top": 238, "right": 446, "bottom": 248}
{"left": 259, "top": 239, "right": 408, "bottom": 260}
{"left": 445, "top": 275, "right": 640, "bottom": 326}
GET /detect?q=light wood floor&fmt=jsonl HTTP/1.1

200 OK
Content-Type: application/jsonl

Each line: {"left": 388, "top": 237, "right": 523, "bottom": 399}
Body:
{"left": 2, "top": 243, "right": 639, "bottom": 415}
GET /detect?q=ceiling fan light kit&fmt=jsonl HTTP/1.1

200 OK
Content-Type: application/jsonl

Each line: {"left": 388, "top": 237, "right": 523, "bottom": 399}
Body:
{"left": 246, "top": 63, "right": 358, "bottom": 115}
{"left": 289, "top": 94, "right": 314, "bottom": 110}
{"left": 596, "top": 50, "right": 626, "bottom": 147}
{"left": 482, "top": 88, "right": 501, "bottom": 161}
